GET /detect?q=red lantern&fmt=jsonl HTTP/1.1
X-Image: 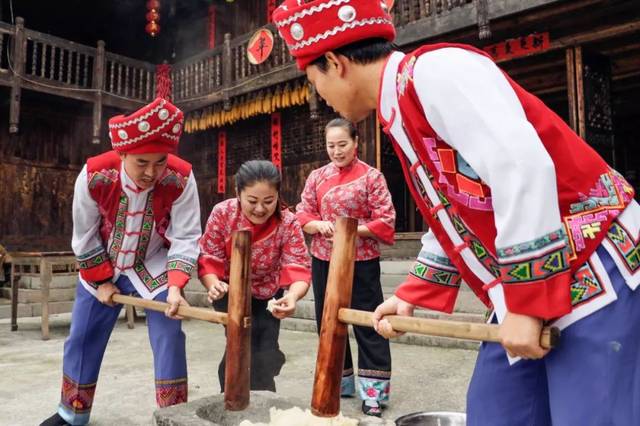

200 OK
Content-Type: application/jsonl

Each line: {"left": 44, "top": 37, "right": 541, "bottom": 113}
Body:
{"left": 146, "top": 10, "right": 160, "bottom": 22}
{"left": 145, "top": 0, "right": 161, "bottom": 37}
{"left": 145, "top": 21, "right": 160, "bottom": 37}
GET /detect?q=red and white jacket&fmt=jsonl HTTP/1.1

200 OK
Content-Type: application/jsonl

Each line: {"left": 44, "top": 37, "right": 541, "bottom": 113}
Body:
{"left": 72, "top": 151, "right": 201, "bottom": 299}
{"left": 378, "top": 44, "right": 639, "bottom": 328}
{"left": 198, "top": 198, "right": 311, "bottom": 300}
{"left": 296, "top": 158, "right": 396, "bottom": 261}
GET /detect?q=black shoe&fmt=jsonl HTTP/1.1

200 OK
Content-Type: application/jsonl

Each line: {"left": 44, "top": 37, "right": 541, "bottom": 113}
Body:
{"left": 362, "top": 400, "right": 383, "bottom": 417}
{"left": 40, "top": 413, "right": 70, "bottom": 426}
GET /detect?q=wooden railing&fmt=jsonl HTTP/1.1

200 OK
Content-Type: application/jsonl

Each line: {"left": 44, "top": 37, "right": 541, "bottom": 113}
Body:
{"left": 104, "top": 51, "right": 156, "bottom": 102}
{"left": 23, "top": 27, "right": 97, "bottom": 90}
{"left": 0, "top": 22, "right": 13, "bottom": 74}
{"left": 172, "top": 45, "right": 224, "bottom": 103}
{"left": 0, "top": 18, "right": 156, "bottom": 110}
{"left": 392, "top": 0, "right": 474, "bottom": 28}
{"left": 171, "top": 0, "right": 475, "bottom": 110}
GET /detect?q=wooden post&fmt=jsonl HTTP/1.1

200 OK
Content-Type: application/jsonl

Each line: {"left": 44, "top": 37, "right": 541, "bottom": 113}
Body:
{"left": 308, "top": 84, "right": 319, "bottom": 120}
{"left": 311, "top": 217, "right": 358, "bottom": 417}
{"left": 9, "top": 17, "right": 25, "bottom": 134}
{"left": 566, "top": 47, "right": 577, "bottom": 132}
{"left": 92, "top": 40, "right": 105, "bottom": 144}
{"left": 222, "top": 33, "right": 232, "bottom": 111}
{"left": 40, "top": 259, "right": 52, "bottom": 341}
{"left": 10, "top": 262, "right": 18, "bottom": 332}
{"left": 224, "top": 230, "right": 252, "bottom": 411}
{"left": 125, "top": 304, "right": 135, "bottom": 329}
{"left": 574, "top": 46, "right": 586, "bottom": 139}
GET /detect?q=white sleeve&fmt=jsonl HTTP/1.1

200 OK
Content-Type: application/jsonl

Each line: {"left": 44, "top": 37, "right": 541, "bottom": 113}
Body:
{"left": 412, "top": 48, "right": 563, "bottom": 251}
{"left": 72, "top": 165, "right": 105, "bottom": 258}
{"left": 165, "top": 171, "right": 202, "bottom": 281}
{"left": 417, "top": 230, "right": 456, "bottom": 269}
{"left": 72, "top": 165, "right": 115, "bottom": 283}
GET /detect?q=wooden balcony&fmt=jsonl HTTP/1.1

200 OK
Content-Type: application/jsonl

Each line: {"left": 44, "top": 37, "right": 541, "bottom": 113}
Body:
{"left": 4, "top": 0, "right": 637, "bottom": 122}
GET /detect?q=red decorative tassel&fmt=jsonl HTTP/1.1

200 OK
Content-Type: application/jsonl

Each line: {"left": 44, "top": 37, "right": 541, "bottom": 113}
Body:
{"left": 217, "top": 131, "right": 227, "bottom": 194}
{"left": 271, "top": 112, "right": 282, "bottom": 170}
{"left": 155, "top": 63, "right": 172, "bottom": 100}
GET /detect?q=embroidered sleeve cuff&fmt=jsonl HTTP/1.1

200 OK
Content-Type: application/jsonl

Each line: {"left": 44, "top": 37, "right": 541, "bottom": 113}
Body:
{"left": 365, "top": 220, "right": 395, "bottom": 245}
{"left": 498, "top": 235, "right": 573, "bottom": 319}
{"left": 395, "top": 274, "right": 459, "bottom": 313}
{"left": 167, "top": 270, "right": 190, "bottom": 289}
{"left": 394, "top": 260, "right": 462, "bottom": 313}
{"left": 279, "top": 264, "right": 311, "bottom": 288}
{"left": 295, "top": 211, "right": 321, "bottom": 227}
{"left": 78, "top": 261, "right": 114, "bottom": 284}
{"left": 198, "top": 255, "right": 225, "bottom": 279}
{"left": 502, "top": 271, "right": 573, "bottom": 319}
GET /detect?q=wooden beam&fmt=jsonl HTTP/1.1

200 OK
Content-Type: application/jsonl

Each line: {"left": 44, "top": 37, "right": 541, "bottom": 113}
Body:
{"left": 9, "top": 17, "right": 25, "bottom": 133}
{"left": 92, "top": 41, "right": 105, "bottom": 145}
{"left": 496, "top": 21, "right": 640, "bottom": 64}
{"left": 575, "top": 46, "right": 586, "bottom": 139}
{"left": 566, "top": 47, "right": 578, "bottom": 131}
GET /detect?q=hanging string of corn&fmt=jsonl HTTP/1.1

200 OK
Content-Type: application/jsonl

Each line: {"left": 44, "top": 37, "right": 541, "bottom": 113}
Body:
{"left": 184, "top": 82, "right": 310, "bottom": 133}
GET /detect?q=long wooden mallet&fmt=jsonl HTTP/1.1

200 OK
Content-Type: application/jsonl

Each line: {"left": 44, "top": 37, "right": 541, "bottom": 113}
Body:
{"left": 111, "top": 294, "right": 228, "bottom": 324}
{"left": 224, "top": 230, "right": 253, "bottom": 411}
{"left": 311, "top": 217, "right": 358, "bottom": 417}
{"left": 311, "top": 217, "right": 560, "bottom": 417}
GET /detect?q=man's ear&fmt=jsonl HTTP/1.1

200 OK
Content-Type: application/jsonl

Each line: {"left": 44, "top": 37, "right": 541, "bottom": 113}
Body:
{"left": 119, "top": 153, "right": 126, "bottom": 161}
{"left": 324, "top": 51, "right": 348, "bottom": 78}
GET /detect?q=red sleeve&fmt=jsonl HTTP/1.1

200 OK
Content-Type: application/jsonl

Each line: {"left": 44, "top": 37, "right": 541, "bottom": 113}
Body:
{"left": 278, "top": 215, "right": 311, "bottom": 287}
{"left": 498, "top": 244, "right": 573, "bottom": 319}
{"left": 197, "top": 203, "right": 229, "bottom": 279}
{"left": 295, "top": 170, "right": 322, "bottom": 227}
{"left": 364, "top": 170, "right": 396, "bottom": 245}
{"left": 167, "top": 270, "right": 190, "bottom": 289}
{"left": 77, "top": 250, "right": 114, "bottom": 284}
{"left": 395, "top": 259, "right": 461, "bottom": 313}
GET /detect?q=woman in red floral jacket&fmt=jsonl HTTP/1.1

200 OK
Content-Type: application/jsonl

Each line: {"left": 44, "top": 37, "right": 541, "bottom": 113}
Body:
{"left": 296, "top": 118, "right": 396, "bottom": 417}
{"left": 198, "top": 160, "right": 311, "bottom": 392}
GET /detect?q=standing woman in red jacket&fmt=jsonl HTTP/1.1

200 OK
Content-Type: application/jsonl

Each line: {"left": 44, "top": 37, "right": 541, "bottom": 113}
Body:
{"left": 296, "top": 118, "right": 396, "bottom": 417}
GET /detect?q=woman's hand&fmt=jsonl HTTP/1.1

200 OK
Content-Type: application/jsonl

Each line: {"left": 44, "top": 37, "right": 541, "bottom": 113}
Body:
{"left": 315, "top": 221, "right": 335, "bottom": 238}
{"left": 270, "top": 292, "right": 298, "bottom": 319}
{"left": 201, "top": 274, "right": 229, "bottom": 303}
{"left": 270, "top": 281, "right": 309, "bottom": 319}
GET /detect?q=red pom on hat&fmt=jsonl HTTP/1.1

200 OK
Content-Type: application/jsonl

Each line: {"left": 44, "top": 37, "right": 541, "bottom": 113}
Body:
{"left": 273, "top": 0, "right": 396, "bottom": 70}
{"left": 108, "top": 97, "right": 184, "bottom": 154}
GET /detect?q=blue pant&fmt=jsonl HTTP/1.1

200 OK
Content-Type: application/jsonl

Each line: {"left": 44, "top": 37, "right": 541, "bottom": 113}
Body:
{"left": 467, "top": 247, "right": 640, "bottom": 426}
{"left": 58, "top": 276, "right": 187, "bottom": 425}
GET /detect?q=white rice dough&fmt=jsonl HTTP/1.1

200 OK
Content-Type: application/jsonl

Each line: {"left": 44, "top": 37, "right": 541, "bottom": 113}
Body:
{"left": 238, "top": 406, "right": 359, "bottom": 426}
{"left": 266, "top": 298, "right": 277, "bottom": 313}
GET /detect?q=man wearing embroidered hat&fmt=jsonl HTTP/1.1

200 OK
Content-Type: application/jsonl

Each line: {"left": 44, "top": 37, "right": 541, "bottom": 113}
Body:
{"left": 41, "top": 97, "right": 201, "bottom": 426}
{"left": 274, "top": 1, "right": 640, "bottom": 424}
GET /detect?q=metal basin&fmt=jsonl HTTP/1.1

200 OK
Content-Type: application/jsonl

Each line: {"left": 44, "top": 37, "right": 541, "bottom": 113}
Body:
{"left": 395, "top": 411, "right": 466, "bottom": 426}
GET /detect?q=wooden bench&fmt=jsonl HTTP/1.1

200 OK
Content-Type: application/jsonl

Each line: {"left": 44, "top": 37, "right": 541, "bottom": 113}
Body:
{"left": 9, "top": 251, "right": 137, "bottom": 340}
{"left": 10, "top": 252, "right": 77, "bottom": 340}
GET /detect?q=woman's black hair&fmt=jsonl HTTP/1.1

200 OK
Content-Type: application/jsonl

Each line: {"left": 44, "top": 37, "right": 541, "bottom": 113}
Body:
{"left": 325, "top": 118, "right": 358, "bottom": 140}
{"left": 309, "top": 38, "right": 396, "bottom": 73}
{"left": 235, "top": 160, "right": 283, "bottom": 218}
